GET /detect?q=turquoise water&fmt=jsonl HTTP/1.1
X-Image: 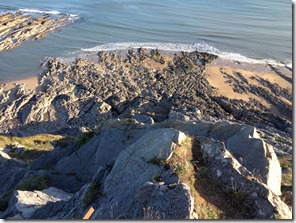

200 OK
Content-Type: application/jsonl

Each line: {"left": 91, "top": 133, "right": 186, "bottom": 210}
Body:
{"left": 0, "top": 0, "right": 292, "bottom": 80}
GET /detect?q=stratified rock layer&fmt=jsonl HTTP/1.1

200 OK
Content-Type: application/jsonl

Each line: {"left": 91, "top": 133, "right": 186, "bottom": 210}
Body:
{"left": 0, "top": 49, "right": 292, "bottom": 219}
{"left": 1, "top": 120, "right": 291, "bottom": 219}
{"left": 0, "top": 12, "right": 74, "bottom": 52}
{"left": 0, "top": 49, "right": 292, "bottom": 156}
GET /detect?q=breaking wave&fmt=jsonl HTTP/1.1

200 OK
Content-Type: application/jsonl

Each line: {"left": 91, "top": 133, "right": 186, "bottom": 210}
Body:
{"left": 81, "top": 42, "right": 292, "bottom": 68}
{"left": 0, "top": 7, "right": 80, "bottom": 21}
{"left": 19, "top": 8, "right": 62, "bottom": 15}
{"left": 19, "top": 8, "right": 79, "bottom": 20}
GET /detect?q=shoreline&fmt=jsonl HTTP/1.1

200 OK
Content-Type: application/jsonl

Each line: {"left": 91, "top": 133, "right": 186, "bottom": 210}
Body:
{"left": 0, "top": 48, "right": 292, "bottom": 220}
{"left": 0, "top": 41, "right": 292, "bottom": 81}
{"left": 0, "top": 76, "right": 39, "bottom": 91}
{"left": 1, "top": 50, "right": 291, "bottom": 93}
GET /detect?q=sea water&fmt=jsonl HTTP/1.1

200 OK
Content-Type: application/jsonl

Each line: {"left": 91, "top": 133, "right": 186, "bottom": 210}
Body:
{"left": 0, "top": 0, "right": 292, "bottom": 80}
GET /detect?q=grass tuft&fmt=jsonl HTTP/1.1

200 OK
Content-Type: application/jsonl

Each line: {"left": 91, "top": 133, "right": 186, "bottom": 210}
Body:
{"left": 83, "top": 183, "right": 101, "bottom": 206}
{"left": 0, "top": 134, "right": 63, "bottom": 161}
{"left": 16, "top": 175, "right": 50, "bottom": 191}
{"left": 149, "top": 157, "right": 166, "bottom": 166}
{"left": 0, "top": 134, "right": 63, "bottom": 149}
{"left": 56, "top": 136, "right": 76, "bottom": 148}
{"left": 278, "top": 156, "right": 292, "bottom": 188}
{"left": 76, "top": 131, "right": 95, "bottom": 146}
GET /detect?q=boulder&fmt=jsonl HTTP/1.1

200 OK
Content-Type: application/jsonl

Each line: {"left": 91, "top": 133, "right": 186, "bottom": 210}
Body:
{"left": 0, "top": 151, "right": 26, "bottom": 198}
{"left": 54, "top": 122, "right": 152, "bottom": 182}
{"left": 2, "top": 187, "right": 72, "bottom": 219}
{"left": 91, "top": 128, "right": 191, "bottom": 219}
{"left": 30, "top": 142, "right": 77, "bottom": 170}
{"left": 196, "top": 136, "right": 291, "bottom": 219}
{"left": 224, "top": 125, "right": 282, "bottom": 195}
{"left": 169, "top": 110, "right": 190, "bottom": 122}
{"left": 124, "top": 182, "right": 194, "bottom": 219}
{"left": 131, "top": 114, "right": 154, "bottom": 125}
{"left": 208, "top": 121, "right": 243, "bottom": 140}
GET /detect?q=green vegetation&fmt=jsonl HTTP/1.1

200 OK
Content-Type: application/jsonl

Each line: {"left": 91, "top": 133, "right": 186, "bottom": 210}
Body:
{"left": 76, "top": 131, "right": 95, "bottom": 146}
{"left": 149, "top": 157, "right": 166, "bottom": 166}
{"left": 151, "top": 136, "right": 251, "bottom": 219}
{"left": 278, "top": 156, "right": 292, "bottom": 170}
{"left": 83, "top": 183, "right": 101, "bottom": 206}
{"left": 278, "top": 156, "right": 292, "bottom": 188}
{"left": 0, "top": 134, "right": 63, "bottom": 149}
{"left": 56, "top": 136, "right": 76, "bottom": 148}
{"left": 16, "top": 175, "right": 50, "bottom": 191}
{"left": 165, "top": 136, "right": 194, "bottom": 180}
{"left": 0, "top": 134, "right": 63, "bottom": 161}
{"left": 164, "top": 136, "right": 221, "bottom": 219}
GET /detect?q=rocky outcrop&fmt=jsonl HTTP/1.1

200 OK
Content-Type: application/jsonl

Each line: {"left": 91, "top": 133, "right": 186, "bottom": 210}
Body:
{"left": 0, "top": 49, "right": 291, "bottom": 157}
{"left": 0, "top": 49, "right": 292, "bottom": 219}
{"left": 3, "top": 187, "right": 72, "bottom": 219}
{"left": 195, "top": 136, "right": 291, "bottom": 219}
{"left": 0, "top": 12, "right": 76, "bottom": 52}
{"left": 125, "top": 182, "right": 193, "bottom": 219}
{"left": 207, "top": 122, "right": 282, "bottom": 195}
{"left": 0, "top": 119, "right": 292, "bottom": 219}
{"left": 90, "top": 128, "right": 192, "bottom": 219}
{"left": 0, "top": 150, "right": 27, "bottom": 198}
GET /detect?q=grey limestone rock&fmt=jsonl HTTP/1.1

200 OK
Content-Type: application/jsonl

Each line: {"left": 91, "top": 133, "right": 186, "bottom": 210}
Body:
{"left": 0, "top": 151, "right": 27, "bottom": 198}
{"left": 132, "top": 114, "right": 154, "bottom": 125}
{"left": 124, "top": 182, "right": 194, "bottom": 219}
{"left": 91, "top": 128, "right": 189, "bottom": 219}
{"left": 196, "top": 136, "right": 291, "bottom": 219}
{"left": 224, "top": 125, "right": 282, "bottom": 195}
{"left": 2, "top": 187, "right": 72, "bottom": 219}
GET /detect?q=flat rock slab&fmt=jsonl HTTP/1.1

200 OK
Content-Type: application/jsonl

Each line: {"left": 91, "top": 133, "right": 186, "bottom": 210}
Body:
{"left": 5, "top": 187, "right": 72, "bottom": 219}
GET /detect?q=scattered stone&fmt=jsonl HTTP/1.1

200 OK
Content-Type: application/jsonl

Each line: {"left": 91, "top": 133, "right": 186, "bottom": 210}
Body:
{"left": 131, "top": 114, "right": 154, "bottom": 125}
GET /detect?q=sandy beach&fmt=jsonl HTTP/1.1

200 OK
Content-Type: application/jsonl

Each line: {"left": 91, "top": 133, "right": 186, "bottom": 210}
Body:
{"left": 0, "top": 49, "right": 292, "bottom": 220}
{"left": 0, "top": 1, "right": 292, "bottom": 220}
{"left": 1, "top": 76, "right": 39, "bottom": 91}
{"left": 206, "top": 59, "right": 292, "bottom": 114}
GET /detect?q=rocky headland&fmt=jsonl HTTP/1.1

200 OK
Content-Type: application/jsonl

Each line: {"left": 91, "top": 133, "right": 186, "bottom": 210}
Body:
{"left": 0, "top": 48, "right": 292, "bottom": 219}
{"left": 0, "top": 11, "right": 75, "bottom": 52}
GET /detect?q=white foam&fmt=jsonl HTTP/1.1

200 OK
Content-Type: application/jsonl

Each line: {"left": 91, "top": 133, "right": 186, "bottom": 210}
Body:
{"left": 19, "top": 8, "right": 62, "bottom": 15}
{"left": 286, "top": 62, "right": 292, "bottom": 69}
{"left": 68, "top": 13, "right": 80, "bottom": 21}
{"left": 81, "top": 42, "right": 291, "bottom": 67}
{"left": 18, "top": 8, "right": 79, "bottom": 20}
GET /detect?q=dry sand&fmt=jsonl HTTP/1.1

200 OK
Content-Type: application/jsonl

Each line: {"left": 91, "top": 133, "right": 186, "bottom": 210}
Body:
{"left": 1, "top": 76, "right": 38, "bottom": 91}
{"left": 206, "top": 59, "right": 292, "bottom": 115}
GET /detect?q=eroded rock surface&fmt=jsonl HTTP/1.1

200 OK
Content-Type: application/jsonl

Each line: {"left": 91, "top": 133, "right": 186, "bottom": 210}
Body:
{"left": 0, "top": 49, "right": 292, "bottom": 157}
{"left": 3, "top": 187, "right": 72, "bottom": 219}
{"left": 0, "top": 49, "right": 292, "bottom": 219}
{"left": 0, "top": 12, "right": 75, "bottom": 52}
{"left": 0, "top": 119, "right": 292, "bottom": 219}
